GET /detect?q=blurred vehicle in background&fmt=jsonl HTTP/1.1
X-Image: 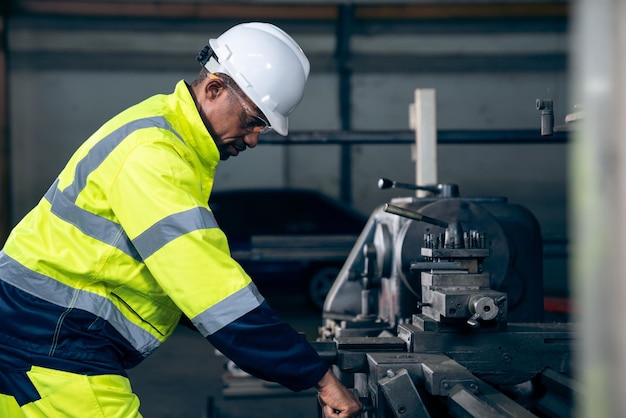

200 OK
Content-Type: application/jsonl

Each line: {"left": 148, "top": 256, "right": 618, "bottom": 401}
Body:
{"left": 209, "top": 188, "right": 368, "bottom": 310}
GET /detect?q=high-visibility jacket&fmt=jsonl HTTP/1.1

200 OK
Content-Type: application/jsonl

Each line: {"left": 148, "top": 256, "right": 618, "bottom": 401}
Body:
{"left": 0, "top": 80, "right": 327, "bottom": 399}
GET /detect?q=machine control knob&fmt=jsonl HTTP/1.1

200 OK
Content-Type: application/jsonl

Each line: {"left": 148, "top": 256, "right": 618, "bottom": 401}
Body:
{"left": 467, "top": 295, "right": 500, "bottom": 328}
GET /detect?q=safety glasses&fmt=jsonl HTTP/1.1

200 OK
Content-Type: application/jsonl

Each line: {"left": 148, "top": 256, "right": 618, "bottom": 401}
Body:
{"left": 210, "top": 74, "right": 271, "bottom": 134}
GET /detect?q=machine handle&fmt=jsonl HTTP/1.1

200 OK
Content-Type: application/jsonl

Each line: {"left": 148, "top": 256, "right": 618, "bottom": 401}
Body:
{"left": 536, "top": 98, "right": 554, "bottom": 136}
{"left": 383, "top": 203, "right": 449, "bottom": 228}
{"left": 378, "top": 177, "right": 460, "bottom": 197}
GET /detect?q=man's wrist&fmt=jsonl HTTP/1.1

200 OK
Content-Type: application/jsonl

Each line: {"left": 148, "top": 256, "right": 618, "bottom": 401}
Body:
{"left": 316, "top": 369, "right": 335, "bottom": 390}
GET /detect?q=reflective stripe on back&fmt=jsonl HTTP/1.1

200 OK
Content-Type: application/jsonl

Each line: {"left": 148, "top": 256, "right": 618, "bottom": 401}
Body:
{"left": 44, "top": 180, "right": 141, "bottom": 261}
{"left": 43, "top": 116, "right": 187, "bottom": 261}
{"left": 66, "top": 117, "right": 184, "bottom": 202}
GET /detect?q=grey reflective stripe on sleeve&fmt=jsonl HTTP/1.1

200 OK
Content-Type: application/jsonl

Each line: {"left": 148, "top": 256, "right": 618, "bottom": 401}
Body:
{"left": 132, "top": 207, "right": 218, "bottom": 259}
{"left": 0, "top": 251, "right": 161, "bottom": 356}
{"left": 192, "top": 283, "right": 265, "bottom": 337}
{"left": 43, "top": 116, "right": 185, "bottom": 261}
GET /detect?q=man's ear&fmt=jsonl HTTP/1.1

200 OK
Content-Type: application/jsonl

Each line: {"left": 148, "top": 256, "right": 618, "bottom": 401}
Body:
{"left": 206, "top": 77, "right": 224, "bottom": 101}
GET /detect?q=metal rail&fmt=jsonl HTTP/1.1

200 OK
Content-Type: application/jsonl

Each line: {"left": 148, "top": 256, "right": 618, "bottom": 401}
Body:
{"left": 259, "top": 129, "right": 569, "bottom": 145}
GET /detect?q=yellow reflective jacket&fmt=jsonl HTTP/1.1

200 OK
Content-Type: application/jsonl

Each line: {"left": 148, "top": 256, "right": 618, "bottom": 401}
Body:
{"left": 0, "top": 81, "right": 326, "bottom": 392}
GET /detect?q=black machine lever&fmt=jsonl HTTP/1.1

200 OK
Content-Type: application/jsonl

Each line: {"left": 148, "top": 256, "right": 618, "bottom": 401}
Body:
{"left": 384, "top": 204, "right": 468, "bottom": 249}
{"left": 378, "top": 177, "right": 459, "bottom": 198}
{"left": 383, "top": 203, "right": 448, "bottom": 228}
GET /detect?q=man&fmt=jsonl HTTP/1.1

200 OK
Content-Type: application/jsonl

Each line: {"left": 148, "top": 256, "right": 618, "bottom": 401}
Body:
{"left": 0, "top": 22, "right": 361, "bottom": 417}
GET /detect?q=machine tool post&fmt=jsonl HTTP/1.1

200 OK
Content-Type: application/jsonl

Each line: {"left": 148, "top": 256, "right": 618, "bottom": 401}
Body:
{"left": 385, "top": 204, "right": 468, "bottom": 250}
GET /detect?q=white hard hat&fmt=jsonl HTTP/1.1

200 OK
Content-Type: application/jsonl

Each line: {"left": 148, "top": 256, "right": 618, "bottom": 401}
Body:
{"left": 201, "top": 22, "right": 310, "bottom": 136}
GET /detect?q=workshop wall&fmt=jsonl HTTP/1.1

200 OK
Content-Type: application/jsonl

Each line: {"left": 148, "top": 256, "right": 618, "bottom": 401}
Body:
{"left": 5, "top": 3, "right": 570, "bottom": 295}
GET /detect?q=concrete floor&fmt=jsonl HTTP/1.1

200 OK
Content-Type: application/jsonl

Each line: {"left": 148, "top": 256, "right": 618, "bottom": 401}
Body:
{"left": 127, "top": 283, "right": 321, "bottom": 418}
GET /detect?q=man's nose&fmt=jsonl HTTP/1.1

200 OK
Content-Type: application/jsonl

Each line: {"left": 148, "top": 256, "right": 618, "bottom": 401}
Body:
{"left": 243, "top": 132, "right": 259, "bottom": 148}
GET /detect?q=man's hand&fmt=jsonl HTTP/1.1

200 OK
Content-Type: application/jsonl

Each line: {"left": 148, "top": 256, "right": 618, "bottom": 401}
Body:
{"left": 316, "top": 369, "right": 362, "bottom": 417}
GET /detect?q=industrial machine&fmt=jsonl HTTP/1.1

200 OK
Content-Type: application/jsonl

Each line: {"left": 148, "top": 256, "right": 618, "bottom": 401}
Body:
{"left": 314, "top": 179, "right": 576, "bottom": 417}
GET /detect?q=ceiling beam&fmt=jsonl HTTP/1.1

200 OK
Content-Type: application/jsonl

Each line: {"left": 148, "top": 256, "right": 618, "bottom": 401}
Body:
{"left": 356, "top": 3, "right": 568, "bottom": 19}
{"left": 9, "top": 1, "right": 568, "bottom": 20}
{"left": 10, "top": 2, "right": 338, "bottom": 19}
